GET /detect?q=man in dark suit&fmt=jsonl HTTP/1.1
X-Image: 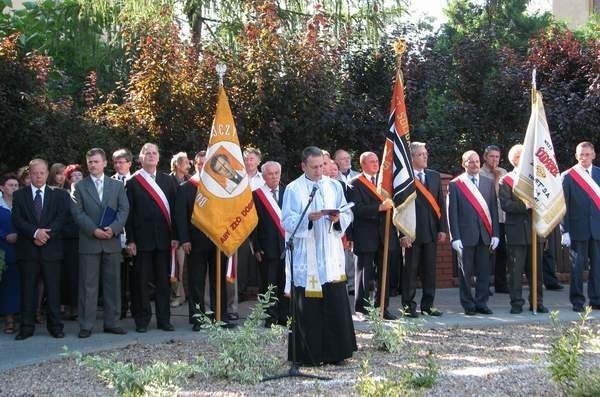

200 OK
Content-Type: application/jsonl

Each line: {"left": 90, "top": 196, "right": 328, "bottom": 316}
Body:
{"left": 348, "top": 151, "right": 400, "bottom": 320}
{"left": 400, "top": 142, "right": 447, "bottom": 317}
{"left": 174, "top": 154, "right": 229, "bottom": 331}
{"left": 125, "top": 143, "right": 178, "bottom": 332}
{"left": 71, "top": 148, "right": 130, "bottom": 338}
{"left": 251, "top": 161, "right": 288, "bottom": 327}
{"left": 499, "top": 144, "right": 547, "bottom": 314}
{"left": 12, "top": 159, "right": 67, "bottom": 339}
{"left": 447, "top": 150, "right": 500, "bottom": 315}
{"left": 560, "top": 141, "right": 600, "bottom": 312}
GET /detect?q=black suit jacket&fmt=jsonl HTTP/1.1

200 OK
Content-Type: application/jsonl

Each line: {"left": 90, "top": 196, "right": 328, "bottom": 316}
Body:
{"left": 412, "top": 169, "right": 447, "bottom": 244}
{"left": 12, "top": 185, "right": 67, "bottom": 261}
{"left": 347, "top": 176, "right": 400, "bottom": 254}
{"left": 498, "top": 177, "right": 531, "bottom": 245}
{"left": 174, "top": 179, "right": 216, "bottom": 252}
{"left": 252, "top": 185, "right": 285, "bottom": 260}
{"left": 447, "top": 173, "right": 500, "bottom": 246}
{"left": 125, "top": 172, "right": 177, "bottom": 251}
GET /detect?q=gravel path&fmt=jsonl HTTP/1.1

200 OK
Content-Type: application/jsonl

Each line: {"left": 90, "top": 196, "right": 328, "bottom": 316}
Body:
{"left": 1, "top": 319, "right": 598, "bottom": 396}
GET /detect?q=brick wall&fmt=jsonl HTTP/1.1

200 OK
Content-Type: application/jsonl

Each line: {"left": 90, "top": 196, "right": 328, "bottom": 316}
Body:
{"left": 435, "top": 173, "right": 457, "bottom": 288}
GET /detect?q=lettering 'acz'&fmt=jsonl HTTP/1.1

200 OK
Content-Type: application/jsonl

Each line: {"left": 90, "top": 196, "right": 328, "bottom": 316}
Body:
{"left": 535, "top": 147, "right": 559, "bottom": 177}
{"left": 211, "top": 123, "right": 235, "bottom": 138}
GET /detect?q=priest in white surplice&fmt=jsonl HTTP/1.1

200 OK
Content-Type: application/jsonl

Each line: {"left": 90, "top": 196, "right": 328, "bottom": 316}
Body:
{"left": 281, "top": 146, "right": 357, "bottom": 366}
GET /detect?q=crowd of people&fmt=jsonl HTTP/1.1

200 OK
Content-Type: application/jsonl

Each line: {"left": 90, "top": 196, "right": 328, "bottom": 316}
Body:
{"left": 0, "top": 140, "right": 598, "bottom": 366}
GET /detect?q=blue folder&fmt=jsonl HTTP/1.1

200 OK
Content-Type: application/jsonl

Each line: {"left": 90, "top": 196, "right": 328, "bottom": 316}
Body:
{"left": 99, "top": 206, "right": 117, "bottom": 228}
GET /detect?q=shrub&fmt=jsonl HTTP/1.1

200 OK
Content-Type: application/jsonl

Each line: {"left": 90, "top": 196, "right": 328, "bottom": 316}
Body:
{"left": 546, "top": 308, "right": 594, "bottom": 394}
{"left": 195, "top": 285, "right": 287, "bottom": 383}
{"left": 365, "top": 298, "right": 418, "bottom": 353}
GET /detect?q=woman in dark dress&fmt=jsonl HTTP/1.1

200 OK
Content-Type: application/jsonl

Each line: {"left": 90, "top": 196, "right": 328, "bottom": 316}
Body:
{"left": 0, "top": 173, "right": 20, "bottom": 334}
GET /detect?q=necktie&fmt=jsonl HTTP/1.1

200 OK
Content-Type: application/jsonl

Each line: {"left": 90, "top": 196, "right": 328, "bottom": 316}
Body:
{"left": 120, "top": 175, "right": 125, "bottom": 183}
{"left": 271, "top": 188, "right": 278, "bottom": 203}
{"left": 418, "top": 171, "right": 425, "bottom": 184}
{"left": 471, "top": 176, "right": 478, "bottom": 188}
{"left": 33, "top": 189, "right": 42, "bottom": 221}
{"left": 95, "top": 179, "right": 103, "bottom": 201}
{"left": 371, "top": 176, "right": 376, "bottom": 185}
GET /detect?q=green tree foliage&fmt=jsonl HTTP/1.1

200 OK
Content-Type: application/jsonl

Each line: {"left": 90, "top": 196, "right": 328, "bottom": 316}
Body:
{"left": 0, "top": 33, "right": 119, "bottom": 171}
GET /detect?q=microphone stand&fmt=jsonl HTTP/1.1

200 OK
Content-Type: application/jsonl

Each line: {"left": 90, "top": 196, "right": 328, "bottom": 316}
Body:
{"left": 263, "top": 185, "right": 331, "bottom": 381}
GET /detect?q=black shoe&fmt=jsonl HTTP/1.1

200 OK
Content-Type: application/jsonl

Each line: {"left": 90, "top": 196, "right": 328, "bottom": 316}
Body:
{"left": 383, "top": 310, "right": 397, "bottom": 320}
{"left": 495, "top": 287, "right": 509, "bottom": 294}
{"left": 192, "top": 323, "right": 202, "bottom": 332}
{"left": 50, "top": 330, "right": 65, "bottom": 339}
{"left": 78, "top": 329, "right": 92, "bottom": 338}
{"left": 546, "top": 284, "right": 564, "bottom": 291}
{"left": 591, "top": 304, "right": 600, "bottom": 310}
{"left": 15, "top": 332, "right": 33, "bottom": 341}
{"left": 465, "top": 308, "right": 477, "bottom": 316}
{"left": 530, "top": 305, "right": 549, "bottom": 313}
{"left": 158, "top": 324, "right": 175, "bottom": 331}
{"left": 226, "top": 313, "right": 239, "bottom": 321}
{"left": 421, "top": 308, "right": 443, "bottom": 316}
{"left": 476, "top": 307, "right": 493, "bottom": 315}
{"left": 136, "top": 326, "right": 148, "bottom": 333}
{"left": 104, "top": 327, "right": 127, "bottom": 335}
{"left": 510, "top": 306, "right": 522, "bottom": 314}
{"left": 573, "top": 306, "right": 585, "bottom": 312}
{"left": 220, "top": 321, "right": 237, "bottom": 329}
{"left": 404, "top": 308, "right": 419, "bottom": 318}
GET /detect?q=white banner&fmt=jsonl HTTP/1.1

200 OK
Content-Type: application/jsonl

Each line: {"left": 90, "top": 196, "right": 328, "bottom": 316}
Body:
{"left": 513, "top": 90, "right": 565, "bottom": 238}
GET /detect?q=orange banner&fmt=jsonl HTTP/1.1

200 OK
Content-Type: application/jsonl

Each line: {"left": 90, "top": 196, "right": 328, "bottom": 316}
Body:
{"left": 191, "top": 86, "right": 258, "bottom": 256}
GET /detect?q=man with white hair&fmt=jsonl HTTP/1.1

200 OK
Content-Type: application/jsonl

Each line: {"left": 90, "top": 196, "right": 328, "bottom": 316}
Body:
{"left": 499, "top": 144, "right": 547, "bottom": 314}
{"left": 252, "top": 161, "right": 288, "bottom": 327}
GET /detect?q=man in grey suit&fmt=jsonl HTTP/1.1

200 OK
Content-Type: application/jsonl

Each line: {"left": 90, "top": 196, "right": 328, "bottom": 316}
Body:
{"left": 71, "top": 148, "right": 130, "bottom": 338}
{"left": 447, "top": 150, "right": 500, "bottom": 315}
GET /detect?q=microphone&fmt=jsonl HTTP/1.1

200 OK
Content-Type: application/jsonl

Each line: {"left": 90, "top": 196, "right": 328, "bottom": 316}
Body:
{"left": 309, "top": 184, "right": 318, "bottom": 199}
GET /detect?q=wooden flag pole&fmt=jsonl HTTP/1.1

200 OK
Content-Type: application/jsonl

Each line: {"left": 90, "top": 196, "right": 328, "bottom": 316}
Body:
{"left": 531, "top": 213, "right": 538, "bottom": 315}
{"left": 380, "top": 208, "right": 391, "bottom": 317}
{"left": 216, "top": 249, "right": 222, "bottom": 322}
{"left": 530, "top": 69, "right": 538, "bottom": 315}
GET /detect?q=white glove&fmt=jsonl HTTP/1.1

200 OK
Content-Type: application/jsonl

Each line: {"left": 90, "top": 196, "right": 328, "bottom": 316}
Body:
{"left": 490, "top": 237, "right": 500, "bottom": 250}
{"left": 561, "top": 233, "right": 571, "bottom": 248}
{"left": 451, "top": 240, "right": 463, "bottom": 253}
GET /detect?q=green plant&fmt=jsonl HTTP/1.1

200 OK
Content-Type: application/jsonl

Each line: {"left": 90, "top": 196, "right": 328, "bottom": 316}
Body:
{"left": 195, "top": 285, "right": 287, "bottom": 383}
{"left": 356, "top": 352, "right": 439, "bottom": 397}
{"left": 400, "top": 350, "right": 439, "bottom": 390}
{"left": 356, "top": 358, "right": 412, "bottom": 397}
{"left": 70, "top": 349, "right": 194, "bottom": 397}
{"left": 365, "top": 298, "right": 418, "bottom": 353}
{"left": 572, "top": 367, "right": 600, "bottom": 397}
{"left": 546, "top": 308, "right": 594, "bottom": 394}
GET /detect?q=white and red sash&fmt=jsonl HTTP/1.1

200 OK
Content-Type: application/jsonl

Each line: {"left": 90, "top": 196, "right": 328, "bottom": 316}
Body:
{"left": 501, "top": 172, "right": 515, "bottom": 189}
{"left": 453, "top": 173, "right": 493, "bottom": 237}
{"left": 254, "top": 185, "right": 284, "bottom": 239}
{"left": 568, "top": 165, "right": 600, "bottom": 211}
{"left": 133, "top": 169, "right": 171, "bottom": 229}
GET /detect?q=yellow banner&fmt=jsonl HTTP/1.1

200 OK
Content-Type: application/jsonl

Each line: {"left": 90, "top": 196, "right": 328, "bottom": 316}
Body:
{"left": 192, "top": 86, "right": 258, "bottom": 256}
